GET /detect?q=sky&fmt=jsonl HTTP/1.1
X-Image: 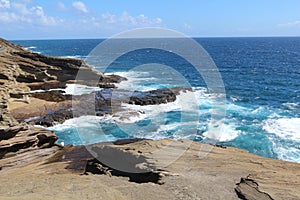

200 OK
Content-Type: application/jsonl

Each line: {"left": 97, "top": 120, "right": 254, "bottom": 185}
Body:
{"left": 1, "top": 0, "right": 300, "bottom": 40}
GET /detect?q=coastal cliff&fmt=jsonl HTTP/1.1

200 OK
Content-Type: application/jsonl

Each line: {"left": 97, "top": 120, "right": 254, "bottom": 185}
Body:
{"left": 0, "top": 38, "right": 122, "bottom": 167}
{"left": 0, "top": 38, "right": 300, "bottom": 200}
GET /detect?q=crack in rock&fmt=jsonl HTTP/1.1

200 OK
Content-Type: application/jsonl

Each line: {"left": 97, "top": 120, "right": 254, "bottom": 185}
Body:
{"left": 235, "top": 175, "right": 274, "bottom": 200}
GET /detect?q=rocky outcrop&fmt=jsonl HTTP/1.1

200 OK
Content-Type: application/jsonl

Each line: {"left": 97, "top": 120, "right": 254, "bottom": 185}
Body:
{"left": 0, "top": 38, "right": 94, "bottom": 168}
{"left": 235, "top": 177, "right": 274, "bottom": 200}
{"left": 0, "top": 38, "right": 129, "bottom": 172}
{"left": 0, "top": 126, "right": 57, "bottom": 155}
{"left": 16, "top": 87, "right": 192, "bottom": 126}
{"left": 0, "top": 38, "right": 126, "bottom": 127}
{"left": 0, "top": 38, "right": 101, "bottom": 84}
{"left": 29, "top": 90, "right": 72, "bottom": 102}
{"left": 0, "top": 125, "right": 59, "bottom": 169}
{"left": 26, "top": 107, "right": 73, "bottom": 127}
{"left": 0, "top": 38, "right": 88, "bottom": 169}
{"left": 128, "top": 87, "right": 191, "bottom": 105}
{"left": 0, "top": 138, "right": 300, "bottom": 199}
{"left": 1, "top": 38, "right": 186, "bottom": 127}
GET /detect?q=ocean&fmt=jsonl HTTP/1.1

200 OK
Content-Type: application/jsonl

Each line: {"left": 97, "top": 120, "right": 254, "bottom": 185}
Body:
{"left": 13, "top": 37, "right": 300, "bottom": 163}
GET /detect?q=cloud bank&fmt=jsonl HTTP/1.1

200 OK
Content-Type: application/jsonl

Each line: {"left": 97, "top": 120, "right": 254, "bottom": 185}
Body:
{"left": 0, "top": 0, "right": 163, "bottom": 38}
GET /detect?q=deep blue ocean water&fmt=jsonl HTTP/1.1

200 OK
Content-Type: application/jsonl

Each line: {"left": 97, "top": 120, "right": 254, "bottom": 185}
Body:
{"left": 13, "top": 37, "right": 300, "bottom": 163}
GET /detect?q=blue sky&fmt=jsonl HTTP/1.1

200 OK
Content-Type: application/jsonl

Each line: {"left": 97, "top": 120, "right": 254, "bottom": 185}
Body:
{"left": 1, "top": 0, "right": 300, "bottom": 39}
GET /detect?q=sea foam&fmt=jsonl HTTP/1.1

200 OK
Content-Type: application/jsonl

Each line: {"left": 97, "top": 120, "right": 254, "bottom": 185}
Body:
{"left": 263, "top": 118, "right": 300, "bottom": 141}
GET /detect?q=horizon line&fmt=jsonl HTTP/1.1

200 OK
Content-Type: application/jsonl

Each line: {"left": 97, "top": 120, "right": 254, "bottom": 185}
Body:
{"left": 7, "top": 35, "right": 300, "bottom": 41}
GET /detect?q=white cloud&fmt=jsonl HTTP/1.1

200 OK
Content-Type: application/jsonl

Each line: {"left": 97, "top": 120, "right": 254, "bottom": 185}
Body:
{"left": 119, "top": 12, "right": 162, "bottom": 26}
{"left": 70, "top": 11, "right": 163, "bottom": 36}
{"left": 184, "top": 23, "right": 191, "bottom": 30}
{"left": 0, "top": 1, "right": 163, "bottom": 38}
{"left": 72, "top": 1, "right": 88, "bottom": 13}
{"left": 278, "top": 20, "right": 300, "bottom": 28}
{"left": 0, "top": 2, "right": 58, "bottom": 26}
{"left": 101, "top": 12, "right": 162, "bottom": 27}
{"left": 0, "top": 0, "right": 10, "bottom": 9}
{"left": 30, "top": 6, "right": 57, "bottom": 25}
{"left": 155, "top": 17, "right": 162, "bottom": 24}
{"left": 102, "top": 12, "right": 116, "bottom": 24}
{"left": 12, "top": 2, "right": 29, "bottom": 14}
{"left": 57, "top": 2, "right": 66, "bottom": 11}
{"left": 0, "top": 12, "right": 17, "bottom": 22}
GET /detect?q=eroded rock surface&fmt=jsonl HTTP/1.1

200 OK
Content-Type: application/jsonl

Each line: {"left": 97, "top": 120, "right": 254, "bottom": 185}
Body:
{"left": 0, "top": 125, "right": 59, "bottom": 169}
{"left": 235, "top": 177, "right": 274, "bottom": 200}
{"left": 1, "top": 138, "right": 300, "bottom": 200}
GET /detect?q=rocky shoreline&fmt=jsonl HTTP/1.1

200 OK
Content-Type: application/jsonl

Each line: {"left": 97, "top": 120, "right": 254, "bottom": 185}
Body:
{"left": 1, "top": 38, "right": 300, "bottom": 200}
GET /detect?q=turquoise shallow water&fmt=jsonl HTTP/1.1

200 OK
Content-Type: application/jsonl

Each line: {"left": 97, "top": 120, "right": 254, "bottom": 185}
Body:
{"left": 13, "top": 37, "right": 300, "bottom": 163}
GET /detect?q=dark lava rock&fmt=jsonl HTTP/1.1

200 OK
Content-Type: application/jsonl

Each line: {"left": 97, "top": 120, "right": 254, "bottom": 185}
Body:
{"left": 24, "top": 87, "right": 192, "bottom": 126}
{"left": 27, "top": 108, "right": 73, "bottom": 127}
{"left": 128, "top": 87, "right": 191, "bottom": 105}
{"left": 100, "top": 74, "right": 127, "bottom": 84}
{"left": 98, "top": 83, "right": 116, "bottom": 88}
{"left": 91, "top": 87, "right": 192, "bottom": 106}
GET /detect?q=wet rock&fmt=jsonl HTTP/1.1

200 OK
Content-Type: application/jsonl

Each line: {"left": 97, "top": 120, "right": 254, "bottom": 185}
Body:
{"left": 92, "top": 87, "right": 191, "bottom": 106}
{"left": 26, "top": 107, "right": 73, "bottom": 127}
{"left": 12, "top": 86, "right": 191, "bottom": 127}
{"left": 128, "top": 88, "right": 178, "bottom": 105}
{"left": 100, "top": 74, "right": 127, "bottom": 84}
{"left": 98, "top": 83, "right": 116, "bottom": 88}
